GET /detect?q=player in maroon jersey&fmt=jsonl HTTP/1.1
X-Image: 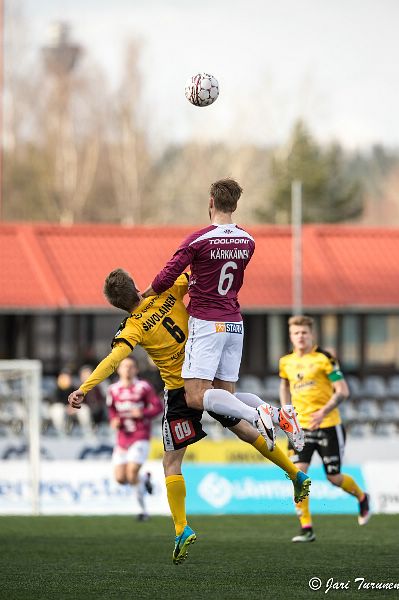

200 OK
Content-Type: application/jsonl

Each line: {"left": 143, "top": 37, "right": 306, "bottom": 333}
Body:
{"left": 142, "top": 178, "right": 300, "bottom": 449}
{"left": 107, "top": 356, "right": 163, "bottom": 520}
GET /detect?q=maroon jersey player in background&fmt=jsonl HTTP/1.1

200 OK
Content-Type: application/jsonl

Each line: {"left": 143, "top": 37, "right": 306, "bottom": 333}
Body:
{"left": 107, "top": 355, "right": 163, "bottom": 521}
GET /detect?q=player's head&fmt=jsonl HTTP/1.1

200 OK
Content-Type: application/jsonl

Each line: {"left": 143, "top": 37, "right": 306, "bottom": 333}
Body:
{"left": 288, "top": 315, "right": 314, "bottom": 353}
{"left": 104, "top": 268, "right": 141, "bottom": 312}
{"left": 79, "top": 364, "right": 93, "bottom": 382}
{"left": 57, "top": 369, "right": 73, "bottom": 390}
{"left": 209, "top": 178, "right": 243, "bottom": 217}
{"left": 117, "top": 356, "right": 138, "bottom": 381}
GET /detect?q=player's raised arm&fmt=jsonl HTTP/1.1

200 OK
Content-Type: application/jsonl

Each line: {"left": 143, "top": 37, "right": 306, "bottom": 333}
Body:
{"left": 69, "top": 267, "right": 143, "bottom": 409}
{"left": 141, "top": 285, "right": 156, "bottom": 298}
{"left": 150, "top": 239, "right": 194, "bottom": 296}
{"left": 68, "top": 343, "right": 132, "bottom": 409}
{"left": 142, "top": 272, "right": 190, "bottom": 299}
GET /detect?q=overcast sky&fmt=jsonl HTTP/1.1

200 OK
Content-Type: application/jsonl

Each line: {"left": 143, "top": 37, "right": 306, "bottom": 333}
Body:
{"left": 19, "top": 0, "right": 399, "bottom": 150}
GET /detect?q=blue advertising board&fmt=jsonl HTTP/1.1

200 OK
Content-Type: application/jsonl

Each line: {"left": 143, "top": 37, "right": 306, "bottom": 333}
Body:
{"left": 184, "top": 464, "right": 365, "bottom": 514}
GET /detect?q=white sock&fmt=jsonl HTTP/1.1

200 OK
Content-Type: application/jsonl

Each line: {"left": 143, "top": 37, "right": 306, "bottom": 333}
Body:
{"left": 235, "top": 392, "right": 280, "bottom": 425}
{"left": 235, "top": 392, "right": 262, "bottom": 409}
{"left": 203, "top": 388, "right": 258, "bottom": 424}
{"left": 136, "top": 477, "right": 146, "bottom": 513}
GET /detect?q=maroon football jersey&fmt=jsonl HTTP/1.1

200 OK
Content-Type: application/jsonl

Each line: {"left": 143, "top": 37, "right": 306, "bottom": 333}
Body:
{"left": 107, "top": 379, "right": 163, "bottom": 449}
{"left": 152, "top": 223, "right": 255, "bottom": 321}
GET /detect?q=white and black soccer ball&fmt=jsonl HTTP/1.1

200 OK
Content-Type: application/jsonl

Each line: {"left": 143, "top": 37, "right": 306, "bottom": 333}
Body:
{"left": 185, "top": 73, "right": 219, "bottom": 107}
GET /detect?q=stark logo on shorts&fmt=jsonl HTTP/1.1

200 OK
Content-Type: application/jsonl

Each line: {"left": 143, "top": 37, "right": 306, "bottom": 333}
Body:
{"left": 170, "top": 419, "right": 195, "bottom": 444}
{"left": 215, "top": 322, "right": 243, "bottom": 334}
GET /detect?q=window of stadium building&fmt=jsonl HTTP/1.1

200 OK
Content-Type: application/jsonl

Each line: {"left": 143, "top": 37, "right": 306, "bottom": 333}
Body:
{"left": 365, "top": 315, "right": 399, "bottom": 369}
{"left": 341, "top": 315, "right": 360, "bottom": 370}
{"left": 93, "top": 315, "right": 122, "bottom": 358}
{"left": 267, "top": 315, "right": 285, "bottom": 371}
{"left": 320, "top": 314, "right": 338, "bottom": 356}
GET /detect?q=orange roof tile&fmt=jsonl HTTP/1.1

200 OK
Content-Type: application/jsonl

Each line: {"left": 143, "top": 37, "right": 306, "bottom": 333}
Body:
{"left": 1, "top": 222, "right": 399, "bottom": 311}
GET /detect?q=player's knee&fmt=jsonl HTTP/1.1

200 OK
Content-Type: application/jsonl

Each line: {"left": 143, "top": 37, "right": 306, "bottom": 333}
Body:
{"left": 115, "top": 474, "right": 127, "bottom": 485}
{"left": 327, "top": 473, "right": 341, "bottom": 486}
{"left": 185, "top": 391, "right": 203, "bottom": 410}
{"left": 126, "top": 467, "right": 140, "bottom": 485}
{"left": 163, "top": 449, "right": 185, "bottom": 476}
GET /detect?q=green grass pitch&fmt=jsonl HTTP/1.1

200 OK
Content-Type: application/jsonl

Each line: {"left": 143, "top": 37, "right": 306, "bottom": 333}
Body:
{"left": 1, "top": 515, "right": 398, "bottom": 599}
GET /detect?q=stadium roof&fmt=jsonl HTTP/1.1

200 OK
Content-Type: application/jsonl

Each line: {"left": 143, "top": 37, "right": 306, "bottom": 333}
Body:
{"left": 1, "top": 222, "right": 399, "bottom": 311}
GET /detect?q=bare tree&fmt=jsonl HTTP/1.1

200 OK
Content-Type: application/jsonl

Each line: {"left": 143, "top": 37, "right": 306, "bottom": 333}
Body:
{"left": 40, "top": 23, "right": 103, "bottom": 224}
{"left": 108, "top": 39, "right": 150, "bottom": 224}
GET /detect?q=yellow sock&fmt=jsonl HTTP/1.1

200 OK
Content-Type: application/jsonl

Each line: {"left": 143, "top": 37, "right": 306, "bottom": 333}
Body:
{"left": 165, "top": 474, "right": 187, "bottom": 536}
{"left": 340, "top": 473, "right": 364, "bottom": 500}
{"left": 295, "top": 496, "right": 312, "bottom": 528}
{"left": 252, "top": 435, "right": 299, "bottom": 481}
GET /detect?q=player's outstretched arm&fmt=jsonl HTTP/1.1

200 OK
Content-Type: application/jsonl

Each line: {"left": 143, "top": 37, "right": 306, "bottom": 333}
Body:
{"left": 151, "top": 240, "right": 193, "bottom": 295}
{"left": 68, "top": 389, "right": 85, "bottom": 409}
{"left": 67, "top": 343, "right": 132, "bottom": 409}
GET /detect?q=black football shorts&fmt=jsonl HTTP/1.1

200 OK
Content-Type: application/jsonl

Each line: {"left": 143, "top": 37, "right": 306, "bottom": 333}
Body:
{"left": 289, "top": 424, "right": 346, "bottom": 475}
{"left": 162, "top": 387, "right": 240, "bottom": 451}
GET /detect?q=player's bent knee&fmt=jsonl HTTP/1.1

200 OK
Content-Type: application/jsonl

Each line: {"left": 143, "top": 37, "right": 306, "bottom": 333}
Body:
{"left": 126, "top": 466, "right": 140, "bottom": 485}
{"left": 185, "top": 393, "right": 203, "bottom": 410}
{"left": 127, "top": 474, "right": 139, "bottom": 485}
{"left": 327, "top": 474, "right": 341, "bottom": 486}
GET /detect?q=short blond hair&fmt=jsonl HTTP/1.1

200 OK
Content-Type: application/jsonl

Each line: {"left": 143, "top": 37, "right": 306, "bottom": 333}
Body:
{"left": 288, "top": 315, "right": 314, "bottom": 329}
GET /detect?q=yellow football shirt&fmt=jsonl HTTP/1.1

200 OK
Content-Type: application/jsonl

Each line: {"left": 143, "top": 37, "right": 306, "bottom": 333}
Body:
{"left": 279, "top": 346, "right": 344, "bottom": 429}
{"left": 111, "top": 273, "right": 189, "bottom": 390}
{"left": 80, "top": 274, "right": 189, "bottom": 395}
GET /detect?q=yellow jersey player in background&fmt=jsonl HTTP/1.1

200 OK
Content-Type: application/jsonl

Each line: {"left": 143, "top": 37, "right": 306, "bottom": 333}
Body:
{"left": 279, "top": 315, "right": 371, "bottom": 543}
{"left": 68, "top": 269, "right": 310, "bottom": 564}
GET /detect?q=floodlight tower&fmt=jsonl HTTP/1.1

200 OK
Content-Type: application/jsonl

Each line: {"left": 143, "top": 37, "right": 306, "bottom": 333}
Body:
{"left": 42, "top": 21, "right": 81, "bottom": 77}
{"left": 41, "top": 22, "right": 82, "bottom": 224}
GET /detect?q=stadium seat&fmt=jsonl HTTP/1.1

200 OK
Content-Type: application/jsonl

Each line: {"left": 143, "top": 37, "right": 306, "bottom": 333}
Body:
{"left": 262, "top": 376, "right": 280, "bottom": 400}
{"left": 42, "top": 376, "right": 57, "bottom": 399}
{"left": 361, "top": 375, "right": 387, "bottom": 398}
{"left": 346, "top": 375, "right": 362, "bottom": 398}
{"left": 374, "top": 422, "right": 398, "bottom": 437}
{"left": 348, "top": 423, "right": 371, "bottom": 437}
{"left": 339, "top": 399, "right": 358, "bottom": 424}
{"left": 379, "top": 399, "right": 399, "bottom": 423}
{"left": 387, "top": 375, "right": 399, "bottom": 397}
{"left": 237, "top": 375, "right": 264, "bottom": 396}
{"left": 357, "top": 399, "right": 381, "bottom": 422}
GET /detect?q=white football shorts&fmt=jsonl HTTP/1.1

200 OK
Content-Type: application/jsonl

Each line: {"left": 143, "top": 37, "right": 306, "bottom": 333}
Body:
{"left": 112, "top": 440, "right": 150, "bottom": 466}
{"left": 181, "top": 317, "right": 244, "bottom": 382}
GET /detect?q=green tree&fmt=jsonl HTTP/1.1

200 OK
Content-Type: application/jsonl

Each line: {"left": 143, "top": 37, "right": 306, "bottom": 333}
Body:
{"left": 257, "top": 121, "right": 364, "bottom": 223}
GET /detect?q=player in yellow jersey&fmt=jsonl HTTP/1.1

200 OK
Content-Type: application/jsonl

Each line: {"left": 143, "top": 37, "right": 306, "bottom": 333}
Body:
{"left": 68, "top": 269, "right": 310, "bottom": 563}
{"left": 279, "top": 315, "right": 371, "bottom": 543}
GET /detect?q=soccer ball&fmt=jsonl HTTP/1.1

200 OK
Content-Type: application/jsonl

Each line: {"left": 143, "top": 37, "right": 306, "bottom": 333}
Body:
{"left": 185, "top": 73, "right": 219, "bottom": 107}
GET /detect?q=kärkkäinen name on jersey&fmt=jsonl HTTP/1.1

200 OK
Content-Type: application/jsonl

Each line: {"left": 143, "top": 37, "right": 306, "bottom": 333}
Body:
{"left": 210, "top": 248, "right": 250, "bottom": 260}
